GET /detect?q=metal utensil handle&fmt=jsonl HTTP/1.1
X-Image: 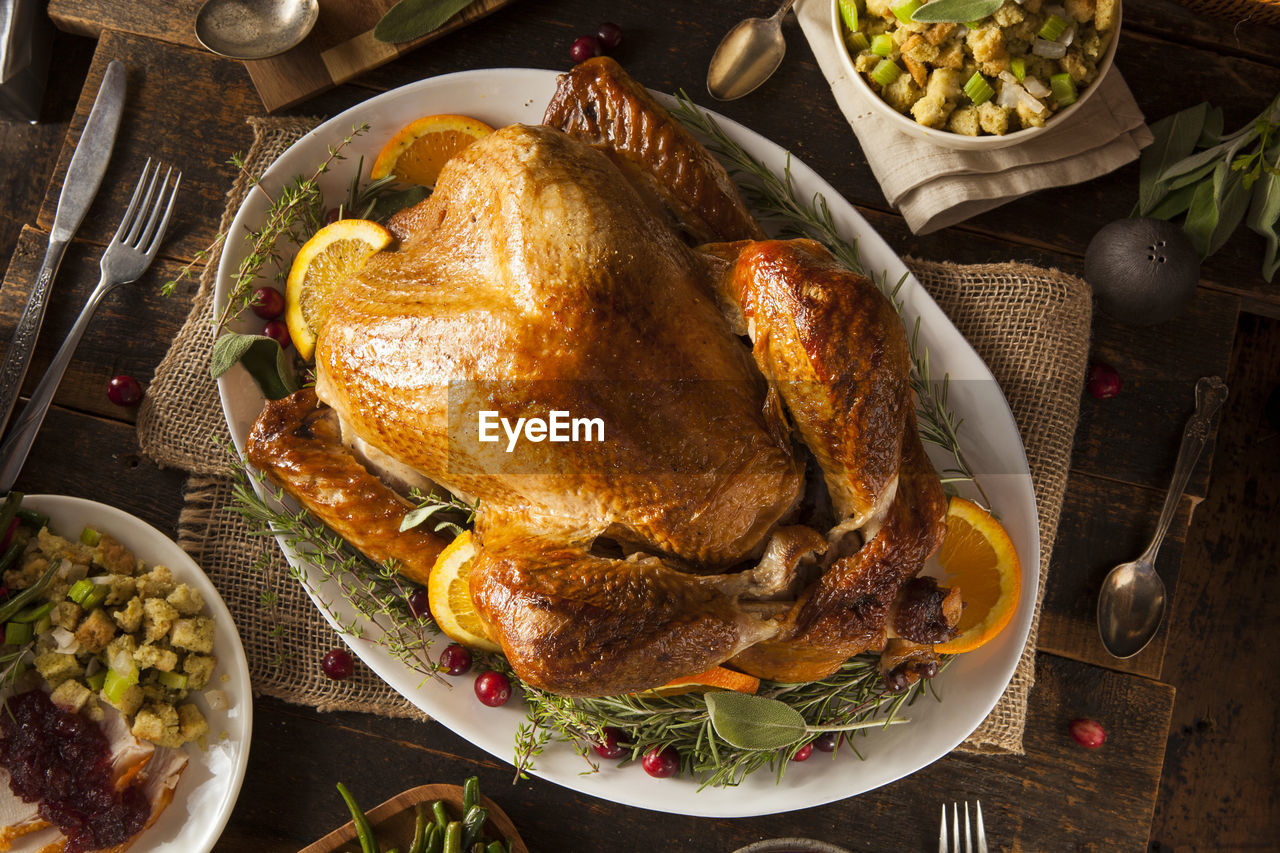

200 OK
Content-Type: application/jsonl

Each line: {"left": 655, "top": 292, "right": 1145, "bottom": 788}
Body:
{"left": 1140, "top": 376, "right": 1228, "bottom": 564}
{"left": 0, "top": 239, "right": 69, "bottom": 434}
{"left": 0, "top": 275, "right": 116, "bottom": 493}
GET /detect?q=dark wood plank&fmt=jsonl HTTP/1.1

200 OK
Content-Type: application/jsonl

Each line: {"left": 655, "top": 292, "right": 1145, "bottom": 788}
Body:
{"left": 1039, "top": 471, "right": 1192, "bottom": 679}
{"left": 6, "top": 405, "right": 187, "bottom": 535}
{"left": 1123, "top": 0, "right": 1280, "bottom": 66}
{"left": 0, "top": 226, "right": 196, "bottom": 423}
{"left": 48, "top": 0, "right": 204, "bottom": 47}
{"left": 0, "top": 31, "right": 96, "bottom": 265}
{"left": 217, "top": 653, "right": 1171, "bottom": 852}
{"left": 1151, "top": 311, "right": 1280, "bottom": 850}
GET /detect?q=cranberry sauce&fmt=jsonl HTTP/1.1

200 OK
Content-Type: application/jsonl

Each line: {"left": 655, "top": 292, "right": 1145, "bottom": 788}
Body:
{"left": 0, "top": 690, "right": 150, "bottom": 853}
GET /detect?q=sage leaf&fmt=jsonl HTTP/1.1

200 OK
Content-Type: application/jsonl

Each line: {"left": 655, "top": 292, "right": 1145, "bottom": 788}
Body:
{"left": 210, "top": 331, "right": 298, "bottom": 400}
{"left": 706, "top": 692, "right": 806, "bottom": 750}
{"left": 1147, "top": 183, "right": 1197, "bottom": 220}
{"left": 374, "top": 0, "right": 475, "bottom": 43}
{"left": 369, "top": 185, "right": 429, "bottom": 222}
{"left": 1205, "top": 169, "right": 1251, "bottom": 257}
{"left": 1246, "top": 170, "right": 1280, "bottom": 281}
{"left": 1198, "top": 105, "right": 1224, "bottom": 147}
{"left": 1138, "top": 102, "right": 1208, "bottom": 216}
{"left": 400, "top": 503, "right": 452, "bottom": 532}
{"left": 1183, "top": 177, "right": 1220, "bottom": 259}
{"left": 911, "top": 0, "right": 1004, "bottom": 22}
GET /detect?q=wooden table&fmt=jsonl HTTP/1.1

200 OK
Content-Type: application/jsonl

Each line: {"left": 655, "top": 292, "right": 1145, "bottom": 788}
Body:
{"left": 2, "top": 1, "right": 1278, "bottom": 849}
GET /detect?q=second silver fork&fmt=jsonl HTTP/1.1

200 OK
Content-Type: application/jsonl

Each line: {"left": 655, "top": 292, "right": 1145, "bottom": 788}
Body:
{"left": 0, "top": 159, "right": 181, "bottom": 492}
{"left": 939, "top": 800, "right": 988, "bottom": 853}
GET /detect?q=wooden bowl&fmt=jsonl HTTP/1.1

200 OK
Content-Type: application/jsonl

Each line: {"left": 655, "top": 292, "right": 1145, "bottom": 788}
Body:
{"left": 298, "top": 783, "right": 529, "bottom": 853}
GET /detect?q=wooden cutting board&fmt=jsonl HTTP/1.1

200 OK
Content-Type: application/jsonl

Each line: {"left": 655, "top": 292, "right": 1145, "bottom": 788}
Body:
{"left": 244, "top": 0, "right": 518, "bottom": 111}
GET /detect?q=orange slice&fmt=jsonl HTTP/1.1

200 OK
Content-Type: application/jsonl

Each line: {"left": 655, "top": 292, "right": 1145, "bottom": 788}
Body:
{"left": 284, "top": 218, "right": 392, "bottom": 361}
{"left": 933, "top": 497, "right": 1022, "bottom": 654}
{"left": 426, "top": 531, "right": 501, "bottom": 652}
{"left": 646, "top": 666, "right": 761, "bottom": 696}
{"left": 369, "top": 114, "right": 495, "bottom": 188}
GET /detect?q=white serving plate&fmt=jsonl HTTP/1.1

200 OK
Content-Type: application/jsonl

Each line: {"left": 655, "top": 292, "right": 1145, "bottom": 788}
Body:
{"left": 214, "top": 68, "right": 1038, "bottom": 818}
{"left": 15, "top": 495, "right": 252, "bottom": 851}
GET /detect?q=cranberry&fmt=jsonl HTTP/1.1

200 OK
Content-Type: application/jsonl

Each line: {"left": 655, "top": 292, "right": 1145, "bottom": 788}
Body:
{"left": 1086, "top": 361, "right": 1121, "bottom": 399}
{"left": 791, "top": 743, "right": 814, "bottom": 762}
{"left": 439, "top": 644, "right": 472, "bottom": 676}
{"left": 263, "top": 319, "right": 292, "bottom": 349}
{"left": 595, "top": 22, "right": 623, "bottom": 51}
{"left": 251, "top": 286, "right": 285, "bottom": 320}
{"left": 474, "top": 670, "right": 511, "bottom": 707}
{"left": 1, "top": 518, "right": 18, "bottom": 551}
{"left": 106, "top": 374, "right": 144, "bottom": 406}
{"left": 1069, "top": 717, "right": 1106, "bottom": 748}
{"left": 641, "top": 745, "right": 679, "bottom": 778}
{"left": 592, "top": 726, "right": 627, "bottom": 759}
{"left": 570, "top": 35, "right": 602, "bottom": 63}
{"left": 321, "top": 648, "right": 355, "bottom": 680}
{"left": 814, "top": 731, "right": 842, "bottom": 752}
{"left": 408, "top": 588, "right": 431, "bottom": 619}
{"left": 324, "top": 206, "right": 343, "bottom": 225}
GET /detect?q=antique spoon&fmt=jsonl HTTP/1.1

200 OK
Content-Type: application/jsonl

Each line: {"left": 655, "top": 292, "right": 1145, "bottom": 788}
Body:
{"left": 1097, "top": 376, "right": 1228, "bottom": 658}
{"left": 706, "top": 0, "right": 797, "bottom": 101}
{"left": 194, "top": 0, "right": 319, "bottom": 60}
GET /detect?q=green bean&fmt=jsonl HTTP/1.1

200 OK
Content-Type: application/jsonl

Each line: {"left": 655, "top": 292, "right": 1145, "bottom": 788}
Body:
{"left": 408, "top": 803, "right": 429, "bottom": 853}
{"left": 485, "top": 843, "right": 505, "bottom": 853}
{"left": 432, "top": 800, "right": 450, "bottom": 833}
{"left": 0, "top": 492, "right": 21, "bottom": 542}
{"left": 425, "top": 823, "right": 443, "bottom": 853}
{"left": 442, "top": 821, "right": 462, "bottom": 853}
{"left": 15, "top": 509, "right": 49, "bottom": 531}
{"left": 462, "top": 776, "right": 480, "bottom": 812}
{"left": 336, "top": 783, "right": 380, "bottom": 853}
{"left": 460, "top": 805, "right": 487, "bottom": 850}
{"left": 0, "top": 541, "right": 21, "bottom": 574}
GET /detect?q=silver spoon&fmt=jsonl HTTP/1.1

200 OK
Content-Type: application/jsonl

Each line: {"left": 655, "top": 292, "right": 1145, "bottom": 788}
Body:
{"left": 1097, "top": 376, "right": 1228, "bottom": 659}
{"left": 194, "top": 0, "right": 319, "bottom": 61}
{"left": 706, "top": 0, "right": 798, "bottom": 101}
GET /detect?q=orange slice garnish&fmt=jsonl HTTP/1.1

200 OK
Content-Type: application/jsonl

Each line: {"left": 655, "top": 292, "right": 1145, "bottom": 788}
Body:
{"left": 646, "top": 666, "right": 762, "bottom": 696}
{"left": 426, "top": 531, "right": 501, "bottom": 652}
{"left": 933, "top": 497, "right": 1022, "bottom": 654}
{"left": 369, "top": 114, "right": 495, "bottom": 188}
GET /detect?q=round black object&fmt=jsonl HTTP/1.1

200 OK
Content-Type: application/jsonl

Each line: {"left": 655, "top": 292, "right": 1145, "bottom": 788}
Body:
{"left": 1084, "top": 218, "right": 1200, "bottom": 326}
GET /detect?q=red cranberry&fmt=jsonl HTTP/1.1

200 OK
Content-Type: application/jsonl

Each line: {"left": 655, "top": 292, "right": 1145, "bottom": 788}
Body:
{"left": 106, "top": 374, "right": 144, "bottom": 406}
{"left": 791, "top": 743, "right": 814, "bottom": 762}
{"left": 263, "top": 319, "right": 292, "bottom": 349}
{"left": 439, "top": 644, "right": 472, "bottom": 676}
{"left": 1086, "top": 361, "right": 1121, "bottom": 399}
{"left": 1069, "top": 717, "right": 1106, "bottom": 748}
{"left": 1, "top": 518, "right": 18, "bottom": 551}
{"left": 474, "top": 670, "right": 511, "bottom": 707}
{"left": 595, "top": 22, "right": 623, "bottom": 51}
{"left": 570, "top": 35, "right": 602, "bottom": 63}
{"left": 251, "top": 286, "right": 285, "bottom": 320}
{"left": 408, "top": 588, "right": 431, "bottom": 619}
{"left": 641, "top": 745, "right": 679, "bottom": 778}
{"left": 324, "top": 206, "right": 343, "bottom": 225}
{"left": 321, "top": 648, "right": 354, "bottom": 680}
{"left": 814, "top": 731, "right": 842, "bottom": 752}
{"left": 592, "top": 726, "right": 627, "bottom": 759}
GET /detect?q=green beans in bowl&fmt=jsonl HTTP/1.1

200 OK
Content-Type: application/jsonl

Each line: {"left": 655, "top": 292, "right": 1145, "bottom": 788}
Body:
{"left": 832, "top": 0, "right": 1121, "bottom": 148}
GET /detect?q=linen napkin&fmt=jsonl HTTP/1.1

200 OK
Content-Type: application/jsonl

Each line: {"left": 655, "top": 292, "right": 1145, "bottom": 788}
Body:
{"left": 793, "top": 0, "right": 1154, "bottom": 234}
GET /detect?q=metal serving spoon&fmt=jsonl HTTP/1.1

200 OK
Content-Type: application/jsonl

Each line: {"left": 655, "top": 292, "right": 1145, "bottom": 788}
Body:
{"left": 706, "top": 0, "right": 797, "bottom": 101}
{"left": 1097, "top": 376, "right": 1228, "bottom": 659}
{"left": 194, "top": 0, "right": 319, "bottom": 60}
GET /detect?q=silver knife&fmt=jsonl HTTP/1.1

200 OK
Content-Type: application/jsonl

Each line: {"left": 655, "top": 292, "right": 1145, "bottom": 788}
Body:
{"left": 0, "top": 59, "right": 126, "bottom": 434}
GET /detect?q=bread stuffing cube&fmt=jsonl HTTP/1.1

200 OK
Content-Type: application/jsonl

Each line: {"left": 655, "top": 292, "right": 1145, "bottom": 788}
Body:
{"left": 101, "top": 683, "right": 144, "bottom": 717}
{"left": 134, "top": 643, "right": 180, "bottom": 672}
{"left": 135, "top": 565, "right": 176, "bottom": 599}
{"left": 166, "top": 583, "right": 205, "bottom": 616}
{"left": 177, "top": 703, "right": 209, "bottom": 743}
{"left": 182, "top": 654, "right": 217, "bottom": 689}
{"left": 94, "top": 534, "right": 139, "bottom": 575}
{"left": 113, "top": 596, "right": 145, "bottom": 633}
{"left": 143, "top": 598, "right": 179, "bottom": 643}
{"left": 34, "top": 651, "right": 84, "bottom": 687}
{"left": 73, "top": 607, "right": 117, "bottom": 654}
{"left": 170, "top": 616, "right": 215, "bottom": 654}
{"left": 131, "top": 703, "right": 184, "bottom": 748}
{"left": 50, "top": 678, "right": 93, "bottom": 713}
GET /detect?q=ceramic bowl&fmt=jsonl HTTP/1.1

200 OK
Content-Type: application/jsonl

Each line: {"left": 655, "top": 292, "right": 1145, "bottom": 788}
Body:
{"left": 732, "top": 839, "right": 854, "bottom": 853}
{"left": 830, "top": 0, "right": 1122, "bottom": 149}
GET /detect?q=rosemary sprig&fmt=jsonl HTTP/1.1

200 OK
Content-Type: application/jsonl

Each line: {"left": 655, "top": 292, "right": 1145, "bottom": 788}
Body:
{"left": 669, "top": 93, "right": 982, "bottom": 495}
{"left": 517, "top": 655, "right": 941, "bottom": 788}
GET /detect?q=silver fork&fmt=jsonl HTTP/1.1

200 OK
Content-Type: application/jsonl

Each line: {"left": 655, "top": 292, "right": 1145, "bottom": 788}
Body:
{"left": 939, "top": 800, "right": 988, "bottom": 853}
{"left": 0, "top": 159, "right": 180, "bottom": 492}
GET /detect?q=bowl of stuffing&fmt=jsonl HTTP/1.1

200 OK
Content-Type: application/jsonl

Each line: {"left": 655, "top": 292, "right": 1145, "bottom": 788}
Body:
{"left": 832, "top": 0, "right": 1121, "bottom": 149}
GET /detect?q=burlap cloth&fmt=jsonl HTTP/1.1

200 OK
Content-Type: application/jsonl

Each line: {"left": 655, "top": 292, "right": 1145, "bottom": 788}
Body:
{"left": 137, "top": 117, "right": 1091, "bottom": 754}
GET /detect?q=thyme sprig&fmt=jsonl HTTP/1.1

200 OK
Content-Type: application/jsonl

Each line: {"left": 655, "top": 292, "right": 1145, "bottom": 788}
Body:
{"left": 225, "top": 452, "right": 441, "bottom": 681}
{"left": 669, "top": 93, "right": 982, "bottom": 494}
{"left": 400, "top": 487, "right": 480, "bottom": 535}
{"left": 517, "top": 655, "right": 941, "bottom": 788}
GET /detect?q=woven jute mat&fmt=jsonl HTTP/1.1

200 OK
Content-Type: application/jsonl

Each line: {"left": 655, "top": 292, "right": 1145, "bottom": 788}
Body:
{"left": 137, "top": 117, "right": 1091, "bottom": 751}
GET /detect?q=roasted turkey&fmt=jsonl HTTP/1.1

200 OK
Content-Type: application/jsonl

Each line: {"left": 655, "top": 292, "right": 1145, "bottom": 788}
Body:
{"left": 247, "top": 58, "right": 957, "bottom": 697}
